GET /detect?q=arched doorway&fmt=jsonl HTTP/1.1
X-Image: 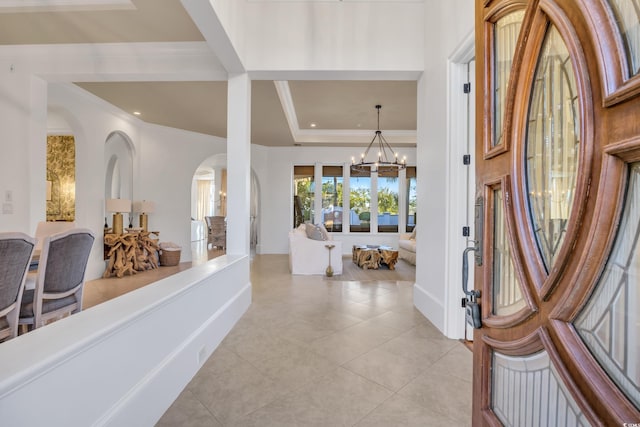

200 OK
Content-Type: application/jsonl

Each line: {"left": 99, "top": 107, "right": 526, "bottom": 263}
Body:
{"left": 104, "top": 131, "right": 134, "bottom": 229}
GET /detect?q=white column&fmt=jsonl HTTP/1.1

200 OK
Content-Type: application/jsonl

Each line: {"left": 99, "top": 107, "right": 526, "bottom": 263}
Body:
{"left": 398, "top": 167, "right": 407, "bottom": 233}
{"left": 226, "top": 73, "right": 251, "bottom": 256}
{"left": 370, "top": 171, "right": 378, "bottom": 233}
{"left": 342, "top": 162, "right": 350, "bottom": 233}
{"left": 314, "top": 162, "right": 322, "bottom": 225}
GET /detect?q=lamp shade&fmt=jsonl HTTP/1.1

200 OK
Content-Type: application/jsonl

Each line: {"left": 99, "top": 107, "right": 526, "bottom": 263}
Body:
{"left": 106, "top": 198, "right": 131, "bottom": 213}
{"left": 133, "top": 200, "right": 155, "bottom": 214}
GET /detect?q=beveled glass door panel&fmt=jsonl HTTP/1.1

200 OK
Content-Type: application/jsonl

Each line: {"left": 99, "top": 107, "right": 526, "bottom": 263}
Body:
{"left": 607, "top": 0, "right": 640, "bottom": 77}
{"left": 492, "top": 350, "right": 591, "bottom": 426}
{"left": 576, "top": 163, "right": 640, "bottom": 409}
{"left": 477, "top": 0, "right": 640, "bottom": 422}
{"left": 493, "top": 187, "right": 526, "bottom": 316}
{"left": 526, "top": 24, "right": 580, "bottom": 272}
{"left": 493, "top": 9, "right": 526, "bottom": 148}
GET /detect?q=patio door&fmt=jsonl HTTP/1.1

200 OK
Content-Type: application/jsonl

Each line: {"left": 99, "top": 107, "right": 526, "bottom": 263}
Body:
{"left": 473, "top": 0, "right": 640, "bottom": 424}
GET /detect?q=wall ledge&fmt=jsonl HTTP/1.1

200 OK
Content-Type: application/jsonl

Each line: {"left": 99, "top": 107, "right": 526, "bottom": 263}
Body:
{"left": 0, "top": 254, "right": 250, "bottom": 425}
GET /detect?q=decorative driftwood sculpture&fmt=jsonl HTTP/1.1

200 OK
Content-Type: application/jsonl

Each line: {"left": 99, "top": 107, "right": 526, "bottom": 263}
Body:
{"left": 103, "top": 231, "right": 160, "bottom": 278}
{"left": 378, "top": 248, "right": 399, "bottom": 270}
{"left": 353, "top": 246, "right": 381, "bottom": 270}
{"left": 352, "top": 245, "right": 399, "bottom": 270}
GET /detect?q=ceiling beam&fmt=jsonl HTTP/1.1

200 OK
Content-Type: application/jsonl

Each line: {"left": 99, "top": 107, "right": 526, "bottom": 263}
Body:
{"left": 0, "top": 42, "right": 228, "bottom": 82}
{"left": 0, "top": 0, "right": 134, "bottom": 13}
{"left": 180, "top": 0, "right": 245, "bottom": 74}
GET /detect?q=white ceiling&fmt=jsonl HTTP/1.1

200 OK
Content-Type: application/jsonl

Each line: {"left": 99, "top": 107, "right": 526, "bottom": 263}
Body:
{"left": 1, "top": 0, "right": 418, "bottom": 147}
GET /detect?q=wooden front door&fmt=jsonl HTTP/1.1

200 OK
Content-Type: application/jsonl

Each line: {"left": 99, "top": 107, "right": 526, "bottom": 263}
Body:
{"left": 474, "top": 0, "right": 640, "bottom": 424}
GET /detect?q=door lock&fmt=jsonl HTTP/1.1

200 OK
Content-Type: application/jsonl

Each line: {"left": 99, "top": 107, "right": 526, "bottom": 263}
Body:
{"left": 462, "top": 246, "right": 482, "bottom": 329}
{"left": 461, "top": 195, "right": 483, "bottom": 329}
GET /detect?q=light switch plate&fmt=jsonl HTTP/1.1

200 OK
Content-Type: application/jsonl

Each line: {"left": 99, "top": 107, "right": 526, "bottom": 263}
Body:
{"left": 4, "top": 190, "right": 12, "bottom": 202}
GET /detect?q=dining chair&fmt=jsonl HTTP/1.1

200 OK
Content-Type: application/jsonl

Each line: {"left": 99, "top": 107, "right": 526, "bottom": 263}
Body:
{"left": 0, "top": 233, "right": 36, "bottom": 342}
{"left": 19, "top": 228, "right": 94, "bottom": 331}
{"left": 205, "top": 216, "right": 226, "bottom": 249}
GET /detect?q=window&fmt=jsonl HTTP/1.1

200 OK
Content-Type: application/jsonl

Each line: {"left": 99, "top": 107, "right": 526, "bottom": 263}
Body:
{"left": 293, "top": 165, "right": 314, "bottom": 227}
{"left": 406, "top": 166, "right": 417, "bottom": 231}
{"left": 350, "top": 168, "right": 371, "bottom": 232}
{"left": 293, "top": 163, "right": 417, "bottom": 233}
{"left": 377, "top": 167, "right": 399, "bottom": 232}
{"left": 322, "top": 166, "right": 343, "bottom": 232}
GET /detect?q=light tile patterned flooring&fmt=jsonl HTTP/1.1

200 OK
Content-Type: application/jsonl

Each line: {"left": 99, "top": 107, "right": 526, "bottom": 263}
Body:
{"left": 154, "top": 254, "right": 473, "bottom": 426}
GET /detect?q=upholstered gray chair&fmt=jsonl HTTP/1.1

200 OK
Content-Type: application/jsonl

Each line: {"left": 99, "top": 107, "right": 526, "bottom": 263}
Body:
{"left": 0, "top": 233, "right": 36, "bottom": 341}
{"left": 19, "top": 228, "right": 94, "bottom": 331}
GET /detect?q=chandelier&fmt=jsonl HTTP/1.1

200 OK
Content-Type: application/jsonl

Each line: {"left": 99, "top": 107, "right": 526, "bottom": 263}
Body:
{"left": 351, "top": 104, "right": 406, "bottom": 174}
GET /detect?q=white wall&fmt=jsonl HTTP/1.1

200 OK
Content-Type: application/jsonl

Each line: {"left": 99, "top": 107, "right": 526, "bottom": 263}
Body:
{"left": 253, "top": 145, "right": 416, "bottom": 256}
{"left": 137, "top": 124, "right": 226, "bottom": 258}
{"left": 414, "top": 0, "right": 475, "bottom": 334}
{"left": 213, "top": 1, "right": 424, "bottom": 74}
{"left": 0, "top": 67, "right": 47, "bottom": 233}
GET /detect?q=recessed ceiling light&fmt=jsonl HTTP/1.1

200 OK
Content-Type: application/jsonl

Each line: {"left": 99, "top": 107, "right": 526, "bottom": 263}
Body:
{"left": 133, "top": 111, "right": 141, "bottom": 116}
{"left": 310, "top": 122, "right": 317, "bottom": 128}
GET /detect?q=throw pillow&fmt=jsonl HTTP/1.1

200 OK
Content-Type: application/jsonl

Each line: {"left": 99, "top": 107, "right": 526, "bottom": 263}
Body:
{"left": 305, "top": 223, "right": 326, "bottom": 241}
{"left": 318, "top": 223, "right": 330, "bottom": 241}
{"left": 409, "top": 225, "right": 417, "bottom": 240}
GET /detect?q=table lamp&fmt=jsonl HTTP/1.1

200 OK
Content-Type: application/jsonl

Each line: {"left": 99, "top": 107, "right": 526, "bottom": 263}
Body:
{"left": 133, "top": 200, "right": 155, "bottom": 232}
{"left": 106, "top": 198, "right": 131, "bottom": 235}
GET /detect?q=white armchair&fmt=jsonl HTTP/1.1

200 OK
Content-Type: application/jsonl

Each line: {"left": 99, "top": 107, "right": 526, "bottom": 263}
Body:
{"left": 289, "top": 224, "right": 343, "bottom": 275}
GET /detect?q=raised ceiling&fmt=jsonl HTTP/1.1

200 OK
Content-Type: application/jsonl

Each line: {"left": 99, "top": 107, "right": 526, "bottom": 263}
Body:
{"left": 1, "top": 0, "right": 418, "bottom": 147}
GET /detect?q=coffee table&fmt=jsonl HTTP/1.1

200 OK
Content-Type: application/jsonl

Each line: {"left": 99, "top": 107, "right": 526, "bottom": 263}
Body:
{"left": 352, "top": 245, "right": 399, "bottom": 270}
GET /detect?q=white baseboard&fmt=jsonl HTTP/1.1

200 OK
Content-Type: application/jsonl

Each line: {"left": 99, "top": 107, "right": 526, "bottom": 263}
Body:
{"left": 413, "top": 281, "right": 446, "bottom": 333}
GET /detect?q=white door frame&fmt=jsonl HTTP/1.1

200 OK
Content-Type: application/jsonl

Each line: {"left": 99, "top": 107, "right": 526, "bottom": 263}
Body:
{"left": 444, "top": 30, "right": 476, "bottom": 339}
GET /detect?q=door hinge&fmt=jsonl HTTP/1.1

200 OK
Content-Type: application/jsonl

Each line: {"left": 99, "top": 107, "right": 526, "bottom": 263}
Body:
{"left": 462, "top": 226, "right": 470, "bottom": 237}
{"left": 463, "top": 154, "right": 471, "bottom": 165}
{"left": 463, "top": 82, "right": 471, "bottom": 93}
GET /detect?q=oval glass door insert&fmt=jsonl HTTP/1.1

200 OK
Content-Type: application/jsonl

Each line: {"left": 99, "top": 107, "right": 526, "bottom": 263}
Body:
{"left": 526, "top": 24, "right": 580, "bottom": 271}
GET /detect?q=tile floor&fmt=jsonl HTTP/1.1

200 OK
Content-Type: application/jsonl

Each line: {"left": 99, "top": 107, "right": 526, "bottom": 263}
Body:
{"left": 153, "top": 253, "right": 473, "bottom": 426}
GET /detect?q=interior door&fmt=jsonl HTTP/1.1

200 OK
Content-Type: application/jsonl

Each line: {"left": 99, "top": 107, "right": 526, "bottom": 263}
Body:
{"left": 474, "top": 0, "right": 640, "bottom": 424}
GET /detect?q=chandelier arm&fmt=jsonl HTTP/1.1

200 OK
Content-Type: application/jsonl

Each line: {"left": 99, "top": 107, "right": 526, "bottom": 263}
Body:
{"left": 359, "top": 133, "right": 378, "bottom": 164}
{"left": 379, "top": 134, "right": 398, "bottom": 163}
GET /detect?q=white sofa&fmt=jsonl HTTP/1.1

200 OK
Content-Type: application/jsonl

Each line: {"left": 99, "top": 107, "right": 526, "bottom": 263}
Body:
{"left": 398, "top": 228, "right": 416, "bottom": 265}
{"left": 289, "top": 224, "right": 343, "bottom": 275}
